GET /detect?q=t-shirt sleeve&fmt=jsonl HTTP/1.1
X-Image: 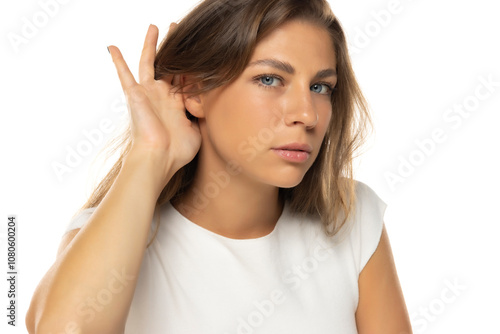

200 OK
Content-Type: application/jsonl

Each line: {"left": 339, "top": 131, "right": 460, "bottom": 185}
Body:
{"left": 350, "top": 180, "right": 388, "bottom": 275}
{"left": 63, "top": 207, "right": 97, "bottom": 236}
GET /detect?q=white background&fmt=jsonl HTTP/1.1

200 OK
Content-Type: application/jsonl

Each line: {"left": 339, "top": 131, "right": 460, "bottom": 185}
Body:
{"left": 1, "top": 0, "right": 499, "bottom": 333}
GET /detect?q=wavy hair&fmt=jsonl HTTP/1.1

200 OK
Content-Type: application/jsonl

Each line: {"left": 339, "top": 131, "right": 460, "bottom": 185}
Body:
{"left": 80, "top": 0, "right": 372, "bottom": 246}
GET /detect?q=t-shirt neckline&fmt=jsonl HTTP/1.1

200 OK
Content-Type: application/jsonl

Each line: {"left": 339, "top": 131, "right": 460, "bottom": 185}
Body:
{"left": 165, "top": 199, "right": 288, "bottom": 243}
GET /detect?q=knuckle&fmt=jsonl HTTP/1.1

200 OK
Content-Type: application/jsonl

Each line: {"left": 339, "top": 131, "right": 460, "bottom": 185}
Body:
{"left": 126, "top": 85, "right": 147, "bottom": 103}
{"left": 139, "top": 77, "right": 154, "bottom": 87}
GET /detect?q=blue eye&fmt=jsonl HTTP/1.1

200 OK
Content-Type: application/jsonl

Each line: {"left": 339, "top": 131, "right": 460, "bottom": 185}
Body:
{"left": 257, "top": 75, "right": 281, "bottom": 87}
{"left": 311, "top": 83, "right": 333, "bottom": 95}
{"left": 254, "top": 74, "right": 335, "bottom": 96}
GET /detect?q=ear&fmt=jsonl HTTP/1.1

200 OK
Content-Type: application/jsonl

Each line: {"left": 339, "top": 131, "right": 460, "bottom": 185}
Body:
{"left": 180, "top": 75, "right": 205, "bottom": 119}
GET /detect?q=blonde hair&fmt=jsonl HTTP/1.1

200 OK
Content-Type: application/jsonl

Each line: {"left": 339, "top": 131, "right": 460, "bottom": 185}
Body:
{"left": 80, "top": 0, "right": 372, "bottom": 247}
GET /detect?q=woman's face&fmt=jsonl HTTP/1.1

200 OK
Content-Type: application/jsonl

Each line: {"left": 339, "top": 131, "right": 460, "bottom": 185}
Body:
{"left": 195, "top": 19, "right": 337, "bottom": 188}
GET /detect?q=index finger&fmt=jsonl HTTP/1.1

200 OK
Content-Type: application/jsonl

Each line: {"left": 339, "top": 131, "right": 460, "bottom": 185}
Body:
{"left": 138, "top": 24, "right": 161, "bottom": 84}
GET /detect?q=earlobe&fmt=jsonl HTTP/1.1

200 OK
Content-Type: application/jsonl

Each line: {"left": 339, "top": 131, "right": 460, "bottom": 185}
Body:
{"left": 184, "top": 95, "right": 204, "bottom": 119}
{"left": 181, "top": 75, "right": 205, "bottom": 119}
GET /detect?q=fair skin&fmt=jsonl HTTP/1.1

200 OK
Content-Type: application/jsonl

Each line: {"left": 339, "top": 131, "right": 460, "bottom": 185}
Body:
{"left": 26, "top": 19, "right": 412, "bottom": 333}
{"left": 177, "top": 19, "right": 412, "bottom": 332}
{"left": 173, "top": 19, "right": 334, "bottom": 239}
{"left": 356, "top": 225, "right": 413, "bottom": 333}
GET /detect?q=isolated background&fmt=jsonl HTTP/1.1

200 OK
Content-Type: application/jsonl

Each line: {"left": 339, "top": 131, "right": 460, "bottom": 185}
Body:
{"left": 1, "top": 0, "right": 499, "bottom": 332}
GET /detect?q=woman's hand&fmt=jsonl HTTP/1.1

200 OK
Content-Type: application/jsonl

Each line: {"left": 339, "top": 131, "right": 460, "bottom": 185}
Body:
{"left": 108, "top": 23, "right": 202, "bottom": 178}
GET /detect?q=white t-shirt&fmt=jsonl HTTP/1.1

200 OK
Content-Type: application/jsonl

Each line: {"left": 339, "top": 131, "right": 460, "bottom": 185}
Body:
{"left": 63, "top": 180, "right": 386, "bottom": 333}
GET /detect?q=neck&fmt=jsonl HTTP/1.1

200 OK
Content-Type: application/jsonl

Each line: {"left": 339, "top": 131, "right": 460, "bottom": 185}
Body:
{"left": 171, "top": 160, "right": 284, "bottom": 240}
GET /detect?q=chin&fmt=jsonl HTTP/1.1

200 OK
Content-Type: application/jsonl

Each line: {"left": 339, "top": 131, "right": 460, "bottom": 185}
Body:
{"left": 270, "top": 174, "right": 306, "bottom": 188}
{"left": 260, "top": 163, "right": 313, "bottom": 188}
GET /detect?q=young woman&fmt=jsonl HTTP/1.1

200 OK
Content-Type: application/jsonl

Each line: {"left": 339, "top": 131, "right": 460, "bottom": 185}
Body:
{"left": 26, "top": 0, "right": 412, "bottom": 333}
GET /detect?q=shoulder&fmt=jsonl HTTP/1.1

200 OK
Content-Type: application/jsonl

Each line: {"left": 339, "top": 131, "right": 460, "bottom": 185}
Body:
{"left": 352, "top": 180, "right": 387, "bottom": 226}
{"left": 354, "top": 182, "right": 412, "bottom": 331}
{"left": 282, "top": 180, "right": 387, "bottom": 246}
{"left": 354, "top": 180, "right": 386, "bottom": 212}
{"left": 349, "top": 180, "right": 388, "bottom": 275}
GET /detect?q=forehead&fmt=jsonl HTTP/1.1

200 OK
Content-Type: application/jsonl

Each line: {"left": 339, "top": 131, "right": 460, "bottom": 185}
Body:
{"left": 250, "top": 20, "right": 336, "bottom": 67}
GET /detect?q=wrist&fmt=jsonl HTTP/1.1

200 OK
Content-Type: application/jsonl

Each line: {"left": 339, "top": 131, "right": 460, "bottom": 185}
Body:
{"left": 122, "top": 148, "right": 175, "bottom": 197}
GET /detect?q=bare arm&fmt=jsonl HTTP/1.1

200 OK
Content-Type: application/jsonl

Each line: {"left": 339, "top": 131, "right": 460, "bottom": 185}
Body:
{"left": 26, "top": 151, "right": 174, "bottom": 333}
{"left": 26, "top": 22, "right": 201, "bottom": 334}
{"left": 355, "top": 224, "right": 413, "bottom": 334}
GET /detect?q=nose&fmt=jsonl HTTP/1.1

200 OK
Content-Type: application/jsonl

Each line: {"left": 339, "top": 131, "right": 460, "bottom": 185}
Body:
{"left": 283, "top": 84, "right": 319, "bottom": 129}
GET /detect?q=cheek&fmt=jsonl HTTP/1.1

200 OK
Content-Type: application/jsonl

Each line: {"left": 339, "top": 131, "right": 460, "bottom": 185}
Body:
{"left": 222, "top": 88, "right": 278, "bottom": 136}
{"left": 245, "top": 95, "right": 280, "bottom": 130}
{"left": 204, "top": 88, "right": 270, "bottom": 157}
{"left": 320, "top": 103, "right": 333, "bottom": 133}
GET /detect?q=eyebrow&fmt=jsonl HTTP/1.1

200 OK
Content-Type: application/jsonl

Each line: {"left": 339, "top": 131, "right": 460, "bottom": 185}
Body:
{"left": 247, "top": 58, "right": 337, "bottom": 79}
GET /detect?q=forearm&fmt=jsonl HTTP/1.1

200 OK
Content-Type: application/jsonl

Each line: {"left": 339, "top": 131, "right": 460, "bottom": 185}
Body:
{"left": 29, "top": 150, "right": 173, "bottom": 333}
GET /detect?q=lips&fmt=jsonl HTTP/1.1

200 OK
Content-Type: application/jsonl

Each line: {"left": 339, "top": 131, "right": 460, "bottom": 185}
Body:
{"left": 272, "top": 143, "right": 313, "bottom": 153}
{"left": 271, "top": 143, "right": 313, "bottom": 163}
